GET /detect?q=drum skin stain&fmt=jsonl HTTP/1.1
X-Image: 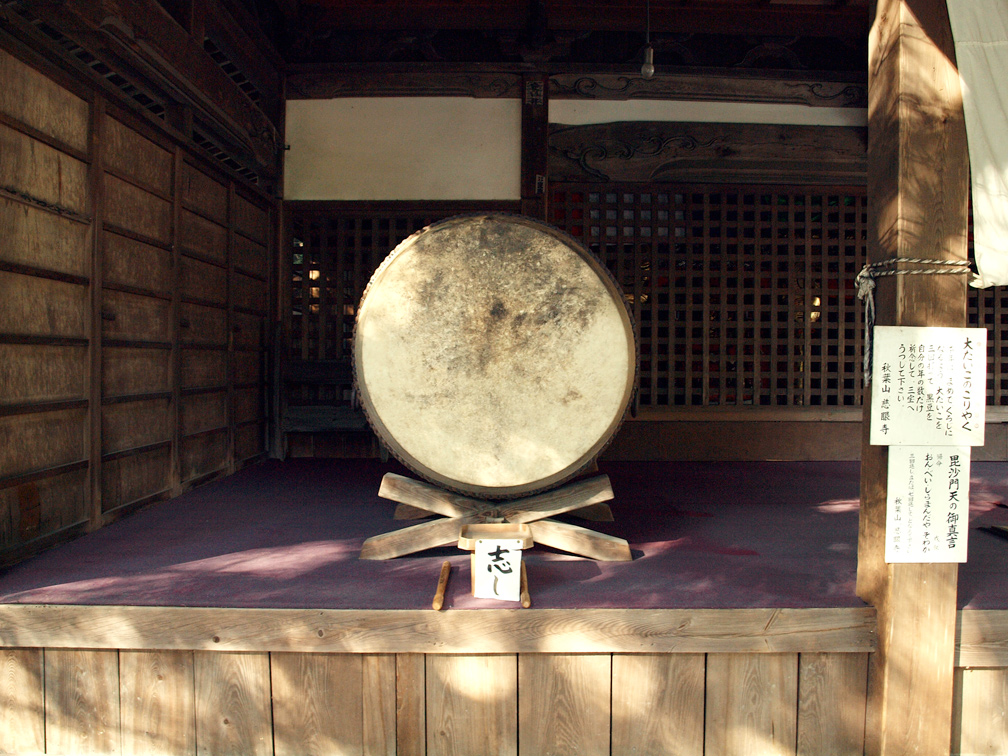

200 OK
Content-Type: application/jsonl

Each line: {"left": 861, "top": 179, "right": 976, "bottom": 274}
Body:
{"left": 357, "top": 214, "right": 635, "bottom": 494}
{"left": 562, "top": 388, "right": 583, "bottom": 405}
{"left": 401, "top": 220, "right": 610, "bottom": 378}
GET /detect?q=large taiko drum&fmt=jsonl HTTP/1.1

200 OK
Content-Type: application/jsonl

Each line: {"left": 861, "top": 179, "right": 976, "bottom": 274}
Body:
{"left": 353, "top": 214, "right": 636, "bottom": 499}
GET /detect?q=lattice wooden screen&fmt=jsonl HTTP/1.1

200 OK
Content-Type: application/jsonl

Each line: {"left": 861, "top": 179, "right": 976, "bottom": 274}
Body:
{"left": 969, "top": 286, "right": 1008, "bottom": 406}
{"left": 550, "top": 184, "right": 868, "bottom": 407}
{"left": 291, "top": 213, "right": 426, "bottom": 406}
{"left": 287, "top": 191, "right": 1008, "bottom": 415}
{"left": 288, "top": 204, "right": 520, "bottom": 409}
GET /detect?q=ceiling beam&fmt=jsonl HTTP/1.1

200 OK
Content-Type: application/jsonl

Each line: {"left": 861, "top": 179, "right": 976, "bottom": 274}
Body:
{"left": 295, "top": 0, "right": 867, "bottom": 39}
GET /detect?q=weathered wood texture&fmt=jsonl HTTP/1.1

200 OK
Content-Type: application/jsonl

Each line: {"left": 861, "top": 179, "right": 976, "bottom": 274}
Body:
{"left": 194, "top": 651, "right": 272, "bottom": 756}
{"left": 45, "top": 648, "right": 121, "bottom": 754}
{"left": 25, "top": 650, "right": 1004, "bottom": 756}
{"left": 605, "top": 417, "right": 863, "bottom": 461}
{"left": 0, "top": 38, "right": 274, "bottom": 561}
{"left": 0, "top": 121, "right": 89, "bottom": 214}
{"left": 705, "top": 653, "right": 798, "bottom": 756}
{"left": 23, "top": 0, "right": 281, "bottom": 180}
{"left": 957, "top": 610, "right": 1008, "bottom": 668}
{"left": 364, "top": 654, "right": 397, "bottom": 756}
{"left": 953, "top": 667, "right": 1008, "bottom": 756}
{"left": 0, "top": 45, "right": 89, "bottom": 153}
{"left": 0, "top": 634, "right": 888, "bottom": 756}
{"left": 859, "top": 2, "right": 970, "bottom": 756}
{"left": 119, "top": 650, "right": 196, "bottom": 756}
{"left": 519, "top": 653, "right": 609, "bottom": 756}
{"left": 285, "top": 68, "right": 864, "bottom": 107}
{"left": 549, "top": 121, "right": 867, "bottom": 185}
{"left": 0, "top": 648, "right": 44, "bottom": 754}
{"left": 0, "top": 605, "right": 877, "bottom": 654}
{"left": 611, "top": 653, "right": 704, "bottom": 756}
{"left": 397, "top": 653, "right": 426, "bottom": 756}
{"left": 427, "top": 654, "right": 518, "bottom": 756}
{"left": 17, "top": 607, "right": 1008, "bottom": 756}
{"left": 272, "top": 653, "right": 365, "bottom": 756}
{"left": 798, "top": 652, "right": 869, "bottom": 756}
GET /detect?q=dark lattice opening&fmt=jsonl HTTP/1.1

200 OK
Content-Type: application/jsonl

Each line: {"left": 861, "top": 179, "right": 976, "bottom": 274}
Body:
{"left": 287, "top": 206, "right": 520, "bottom": 413}
{"left": 203, "top": 36, "right": 264, "bottom": 106}
{"left": 286, "top": 190, "right": 1008, "bottom": 417}
{"left": 551, "top": 183, "right": 868, "bottom": 409}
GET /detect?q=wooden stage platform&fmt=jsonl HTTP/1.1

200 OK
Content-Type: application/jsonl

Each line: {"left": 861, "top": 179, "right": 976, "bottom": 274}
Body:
{"left": 0, "top": 459, "right": 1005, "bottom": 755}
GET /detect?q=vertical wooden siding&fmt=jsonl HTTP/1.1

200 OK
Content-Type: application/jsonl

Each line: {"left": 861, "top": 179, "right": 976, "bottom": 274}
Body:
{"left": 0, "top": 647, "right": 876, "bottom": 756}
{"left": 0, "top": 44, "right": 274, "bottom": 563}
{"left": 5, "top": 644, "right": 1004, "bottom": 755}
{"left": 953, "top": 666, "right": 1008, "bottom": 756}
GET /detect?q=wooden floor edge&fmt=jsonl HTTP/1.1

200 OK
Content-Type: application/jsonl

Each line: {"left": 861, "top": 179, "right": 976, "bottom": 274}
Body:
{"left": 956, "top": 608, "right": 1008, "bottom": 668}
{"left": 0, "top": 604, "right": 876, "bottom": 654}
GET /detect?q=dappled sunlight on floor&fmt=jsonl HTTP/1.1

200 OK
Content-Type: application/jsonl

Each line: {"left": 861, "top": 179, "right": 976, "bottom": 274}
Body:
{"left": 0, "top": 458, "right": 1005, "bottom": 610}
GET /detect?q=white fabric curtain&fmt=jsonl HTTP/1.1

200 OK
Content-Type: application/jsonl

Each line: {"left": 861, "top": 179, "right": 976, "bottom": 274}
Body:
{"left": 946, "top": 0, "right": 1008, "bottom": 287}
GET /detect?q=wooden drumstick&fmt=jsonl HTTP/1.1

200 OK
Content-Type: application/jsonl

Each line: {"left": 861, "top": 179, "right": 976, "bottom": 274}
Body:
{"left": 520, "top": 561, "right": 531, "bottom": 608}
{"left": 432, "top": 560, "right": 451, "bottom": 610}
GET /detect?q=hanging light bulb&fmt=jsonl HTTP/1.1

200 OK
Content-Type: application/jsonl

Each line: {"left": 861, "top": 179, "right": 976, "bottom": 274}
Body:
{"left": 641, "top": 0, "right": 655, "bottom": 79}
{"left": 641, "top": 45, "right": 655, "bottom": 79}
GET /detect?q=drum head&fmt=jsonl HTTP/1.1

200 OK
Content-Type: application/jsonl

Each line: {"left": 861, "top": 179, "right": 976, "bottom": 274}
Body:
{"left": 353, "top": 214, "right": 636, "bottom": 499}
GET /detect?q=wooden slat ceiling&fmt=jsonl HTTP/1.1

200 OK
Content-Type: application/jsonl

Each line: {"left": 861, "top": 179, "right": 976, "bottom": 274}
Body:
{"left": 243, "top": 0, "right": 867, "bottom": 71}
{"left": 287, "top": 0, "right": 869, "bottom": 37}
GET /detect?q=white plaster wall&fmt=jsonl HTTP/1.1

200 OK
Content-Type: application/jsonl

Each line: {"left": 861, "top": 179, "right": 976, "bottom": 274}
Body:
{"left": 284, "top": 97, "right": 522, "bottom": 200}
{"left": 549, "top": 99, "right": 868, "bottom": 127}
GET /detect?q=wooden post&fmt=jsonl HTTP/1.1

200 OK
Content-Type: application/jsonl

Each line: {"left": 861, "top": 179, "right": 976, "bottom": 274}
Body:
{"left": 87, "top": 94, "right": 106, "bottom": 529}
{"left": 226, "top": 182, "right": 237, "bottom": 475}
{"left": 520, "top": 72, "right": 548, "bottom": 221}
{"left": 170, "top": 146, "right": 183, "bottom": 497}
{"left": 859, "top": 0, "right": 969, "bottom": 754}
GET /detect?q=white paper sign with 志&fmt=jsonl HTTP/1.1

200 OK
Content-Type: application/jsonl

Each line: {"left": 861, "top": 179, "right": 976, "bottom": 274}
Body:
{"left": 869, "top": 326, "right": 986, "bottom": 447}
{"left": 473, "top": 538, "right": 523, "bottom": 602}
{"left": 885, "top": 445, "right": 969, "bottom": 563}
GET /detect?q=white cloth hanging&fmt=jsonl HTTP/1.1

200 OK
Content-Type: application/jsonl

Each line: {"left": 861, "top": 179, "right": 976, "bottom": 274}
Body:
{"left": 946, "top": 0, "right": 1008, "bottom": 287}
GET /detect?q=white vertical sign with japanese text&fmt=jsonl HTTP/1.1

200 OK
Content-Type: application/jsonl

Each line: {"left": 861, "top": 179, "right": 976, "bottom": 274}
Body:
{"left": 473, "top": 538, "right": 523, "bottom": 602}
{"left": 870, "top": 326, "right": 986, "bottom": 446}
{"left": 885, "top": 446, "right": 970, "bottom": 562}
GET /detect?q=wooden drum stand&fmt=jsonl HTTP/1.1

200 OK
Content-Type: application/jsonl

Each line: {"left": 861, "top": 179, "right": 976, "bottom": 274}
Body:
{"left": 360, "top": 472, "right": 632, "bottom": 561}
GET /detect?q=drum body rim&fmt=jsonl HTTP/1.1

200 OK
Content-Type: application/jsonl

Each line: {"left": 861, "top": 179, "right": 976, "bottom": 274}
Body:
{"left": 353, "top": 213, "right": 637, "bottom": 499}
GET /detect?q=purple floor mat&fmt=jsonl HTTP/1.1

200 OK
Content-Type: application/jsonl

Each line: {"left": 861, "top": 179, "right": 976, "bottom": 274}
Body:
{"left": 0, "top": 458, "right": 1005, "bottom": 610}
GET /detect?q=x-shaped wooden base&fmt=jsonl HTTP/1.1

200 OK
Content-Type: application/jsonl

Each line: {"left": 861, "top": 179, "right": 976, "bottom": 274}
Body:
{"left": 359, "top": 473, "right": 632, "bottom": 561}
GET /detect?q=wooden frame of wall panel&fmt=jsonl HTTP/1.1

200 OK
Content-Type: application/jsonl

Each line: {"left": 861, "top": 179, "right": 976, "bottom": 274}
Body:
{"left": 16, "top": 0, "right": 282, "bottom": 183}
{"left": 0, "top": 41, "right": 94, "bottom": 562}
{"left": 0, "top": 606, "right": 1005, "bottom": 756}
{"left": 0, "top": 603, "right": 876, "bottom": 756}
{"left": 0, "top": 30, "right": 277, "bottom": 564}
{"left": 0, "top": 606, "right": 876, "bottom": 653}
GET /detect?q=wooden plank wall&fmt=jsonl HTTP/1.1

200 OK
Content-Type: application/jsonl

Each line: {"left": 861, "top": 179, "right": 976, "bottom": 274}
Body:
{"left": 954, "top": 611, "right": 1008, "bottom": 756}
{"left": 2, "top": 645, "right": 1004, "bottom": 754}
{"left": 0, "top": 606, "right": 1002, "bottom": 755}
{"left": 0, "top": 43, "right": 274, "bottom": 564}
{"left": 955, "top": 667, "right": 1008, "bottom": 756}
{"left": 0, "top": 43, "right": 92, "bottom": 556}
{"left": 0, "top": 647, "right": 872, "bottom": 756}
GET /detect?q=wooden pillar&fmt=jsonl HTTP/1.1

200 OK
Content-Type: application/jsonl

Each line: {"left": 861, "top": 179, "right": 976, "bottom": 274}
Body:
{"left": 87, "top": 95, "right": 106, "bottom": 529}
{"left": 271, "top": 199, "right": 288, "bottom": 460}
{"left": 858, "top": 1, "right": 969, "bottom": 754}
{"left": 226, "top": 182, "right": 237, "bottom": 475}
{"left": 170, "top": 146, "right": 183, "bottom": 497}
{"left": 521, "top": 72, "right": 549, "bottom": 221}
